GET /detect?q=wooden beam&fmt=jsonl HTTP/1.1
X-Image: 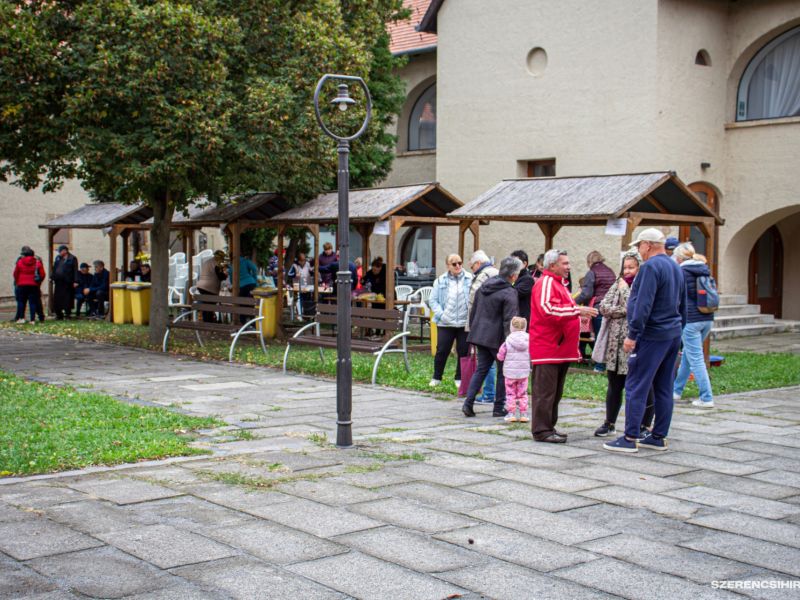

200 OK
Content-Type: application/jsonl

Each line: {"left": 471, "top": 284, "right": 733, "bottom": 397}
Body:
{"left": 120, "top": 228, "right": 130, "bottom": 279}
{"left": 230, "top": 222, "right": 241, "bottom": 296}
{"left": 311, "top": 224, "right": 319, "bottom": 305}
{"left": 621, "top": 215, "right": 643, "bottom": 250}
{"left": 277, "top": 225, "right": 285, "bottom": 317}
{"left": 458, "top": 221, "right": 468, "bottom": 259}
{"left": 385, "top": 217, "right": 403, "bottom": 311}
{"left": 185, "top": 229, "right": 194, "bottom": 302}
{"left": 628, "top": 211, "right": 715, "bottom": 226}
{"left": 108, "top": 228, "right": 118, "bottom": 321}
{"left": 537, "top": 223, "right": 562, "bottom": 252}
{"left": 469, "top": 220, "right": 480, "bottom": 252}
{"left": 644, "top": 194, "right": 669, "bottom": 213}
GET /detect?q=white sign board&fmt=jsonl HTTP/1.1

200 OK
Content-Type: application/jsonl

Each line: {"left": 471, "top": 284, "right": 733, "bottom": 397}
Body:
{"left": 605, "top": 218, "right": 628, "bottom": 236}
{"left": 373, "top": 220, "right": 390, "bottom": 236}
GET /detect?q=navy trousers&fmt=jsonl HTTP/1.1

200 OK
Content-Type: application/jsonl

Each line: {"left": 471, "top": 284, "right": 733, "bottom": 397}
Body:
{"left": 624, "top": 336, "right": 681, "bottom": 439}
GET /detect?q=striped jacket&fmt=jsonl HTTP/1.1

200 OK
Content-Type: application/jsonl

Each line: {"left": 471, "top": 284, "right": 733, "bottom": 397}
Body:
{"left": 529, "top": 269, "right": 581, "bottom": 364}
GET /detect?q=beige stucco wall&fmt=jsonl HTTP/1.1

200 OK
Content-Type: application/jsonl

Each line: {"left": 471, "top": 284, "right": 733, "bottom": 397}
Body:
{"left": 1, "top": 180, "right": 110, "bottom": 303}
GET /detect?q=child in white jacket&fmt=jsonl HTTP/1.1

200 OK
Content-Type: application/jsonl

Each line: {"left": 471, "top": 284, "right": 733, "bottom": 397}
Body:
{"left": 497, "top": 316, "right": 531, "bottom": 422}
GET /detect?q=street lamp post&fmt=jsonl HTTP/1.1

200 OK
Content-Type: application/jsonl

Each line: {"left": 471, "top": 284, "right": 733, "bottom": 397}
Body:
{"left": 313, "top": 74, "right": 372, "bottom": 449}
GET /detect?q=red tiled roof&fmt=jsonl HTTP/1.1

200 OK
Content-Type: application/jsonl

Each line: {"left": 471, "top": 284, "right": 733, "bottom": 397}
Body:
{"left": 388, "top": 0, "right": 437, "bottom": 55}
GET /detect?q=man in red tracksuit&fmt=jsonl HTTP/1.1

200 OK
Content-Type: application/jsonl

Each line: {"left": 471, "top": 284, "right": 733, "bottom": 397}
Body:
{"left": 529, "top": 249, "right": 597, "bottom": 443}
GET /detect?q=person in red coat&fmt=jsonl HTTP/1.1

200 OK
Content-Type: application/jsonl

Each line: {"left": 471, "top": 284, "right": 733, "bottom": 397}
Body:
{"left": 13, "top": 246, "right": 46, "bottom": 323}
{"left": 529, "top": 249, "right": 597, "bottom": 443}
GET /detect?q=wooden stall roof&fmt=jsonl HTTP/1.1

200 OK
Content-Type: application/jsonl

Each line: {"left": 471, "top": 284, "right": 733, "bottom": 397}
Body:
{"left": 449, "top": 172, "right": 724, "bottom": 225}
{"left": 39, "top": 202, "right": 152, "bottom": 229}
{"left": 270, "top": 183, "right": 462, "bottom": 224}
{"left": 144, "top": 192, "right": 290, "bottom": 228}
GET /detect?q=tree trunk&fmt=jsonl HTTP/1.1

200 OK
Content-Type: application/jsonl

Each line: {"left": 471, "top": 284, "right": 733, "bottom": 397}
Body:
{"left": 148, "top": 193, "right": 175, "bottom": 346}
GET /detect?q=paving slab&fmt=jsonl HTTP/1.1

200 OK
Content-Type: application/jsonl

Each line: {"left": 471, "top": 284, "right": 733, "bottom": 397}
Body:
{"left": 26, "top": 546, "right": 181, "bottom": 599}
{"left": 564, "top": 465, "right": 689, "bottom": 493}
{"left": 671, "top": 470, "right": 797, "bottom": 500}
{"left": 44, "top": 500, "right": 150, "bottom": 534}
{"left": 461, "top": 479, "right": 597, "bottom": 512}
{"left": 554, "top": 556, "right": 739, "bottom": 599}
{"left": 348, "top": 497, "right": 477, "bottom": 533}
{"left": 95, "top": 524, "right": 238, "bottom": 569}
{"left": 748, "top": 469, "right": 800, "bottom": 489}
{"left": 0, "top": 518, "right": 103, "bottom": 561}
{"left": 578, "top": 485, "right": 703, "bottom": 520}
{"left": 648, "top": 452, "right": 768, "bottom": 476}
{"left": 494, "top": 465, "right": 605, "bottom": 493}
{"left": 379, "top": 481, "right": 498, "bottom": 513}
{"left": 688, "top": 512, "right": 800, "bottom": 549}
{"left": 287, "top": 551, "right": 466, "bottom": 600}
{"left": 468, "top": 502, "right": 613, "bottom": 545}
{"left": 66, "top": 478, "right": 184, "bottom": 505}
{"left": 435, "top": 523, "right": 599, "bottom": 572}
{"left": 122, "top": 495, "right": 254, "bottom": 531}
{"left": 0, "top": 484, "right": 86, "bottom": 508}
{"left": 256, "top": 497, "right": 383, "bottom": 537}
{"left": 665, "top": 486, "right": 800, "bottom": 520}
{"left": 680, "top": 531, "right": 800, "bottom": 578}
{"left": 0, "top": 557, "right": 60, "bottom": 598}
{"left": 334, "top": 525, "right": 481, "bottom": 572}
{"left": 436, "top": 559, "right": 612, "bottom": 600}
{"left": 172, "top": 555, "right": 346, "bottom": 600}
{"left": 275, "top": 478, "right": 388, "bottom": 506}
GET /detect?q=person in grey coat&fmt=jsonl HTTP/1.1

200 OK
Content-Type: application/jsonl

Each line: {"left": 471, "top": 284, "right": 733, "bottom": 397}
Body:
{"left": 462, "top": 256, "right": 523, "bottom": 418}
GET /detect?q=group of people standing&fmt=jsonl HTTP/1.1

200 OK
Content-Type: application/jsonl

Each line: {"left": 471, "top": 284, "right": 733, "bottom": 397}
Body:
{"left": 428, "top": 227, "right": 715, "bottom": 453}
{"left": 12, "top": 244, "right": 110, "bottom": 322}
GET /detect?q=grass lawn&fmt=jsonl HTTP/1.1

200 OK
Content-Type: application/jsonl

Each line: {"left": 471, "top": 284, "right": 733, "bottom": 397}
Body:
{"left": 3, "top": 320, "right": 798, "bottom": 401}
{"left": 0, "top": 370, "right": 220, "bottom": 477}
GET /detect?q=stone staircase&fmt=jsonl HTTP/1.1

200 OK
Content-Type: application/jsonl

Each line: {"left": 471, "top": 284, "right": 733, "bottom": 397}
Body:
{"left": 710, "top": 294, "right": 800, "bottom": 340}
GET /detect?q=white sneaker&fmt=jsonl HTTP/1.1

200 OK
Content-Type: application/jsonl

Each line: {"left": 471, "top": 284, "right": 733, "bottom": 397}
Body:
{"left": 454, "top": 380, "right": 461, "bottom": 388}
{"left": 429, "top": 379, "right": 441, "bottom": 387}
{"left": 673, "top": 393, "right": 681, "bottom": 402}
{"left": 15, "top": 319, "right": 26, "bottom": 324}
{"left": 692, "top": 399, "right": 714, "bottom": 408}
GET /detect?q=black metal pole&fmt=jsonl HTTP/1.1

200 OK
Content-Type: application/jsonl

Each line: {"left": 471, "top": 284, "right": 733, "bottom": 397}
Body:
{"left": 336, "top": 139, "right": 353, "bottom": 448}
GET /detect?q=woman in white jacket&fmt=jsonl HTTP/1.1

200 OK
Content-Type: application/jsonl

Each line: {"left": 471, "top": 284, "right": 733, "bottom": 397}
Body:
{"left": 427, "top": 254, "right": 473, "bottom": 387}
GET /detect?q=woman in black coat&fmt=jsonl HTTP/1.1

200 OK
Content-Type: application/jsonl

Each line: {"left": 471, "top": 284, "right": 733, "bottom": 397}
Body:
{"left": 511, "top": 250, "right": 533, "bottom": 324}
{"left": 462, "top": 256, "right": 523, "bottom": 418}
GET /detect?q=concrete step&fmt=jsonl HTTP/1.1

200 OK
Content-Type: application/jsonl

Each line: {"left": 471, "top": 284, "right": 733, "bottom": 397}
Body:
{"left": 710, "top": 320, "right": 800, "bottom": 340}
{"left": 715, "top": 303, "right": 761, "bottom": 316}
{"left": 713, "top": 313, "right": 775, "bottom": 328}
{"left": 719, "top": 294, "right": 747, "bottom": 306}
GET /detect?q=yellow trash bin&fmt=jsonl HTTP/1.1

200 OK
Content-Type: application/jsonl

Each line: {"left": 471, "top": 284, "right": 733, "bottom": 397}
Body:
{"left": 128, "top": 283, "right": 152, "bottom": 326}
{"left": 111, "top": 282, "right": 132, "bottom": 324}
{"left": 429, "top": 312, "right": 437, "bottom": 356}
{"left": 252, "top": 288, "right": 279, "bottom": 339}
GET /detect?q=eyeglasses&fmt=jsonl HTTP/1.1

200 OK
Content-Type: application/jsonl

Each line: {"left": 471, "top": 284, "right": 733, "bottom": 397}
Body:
{"left": 450, "top": 261, "right": 462, "bottom": 266}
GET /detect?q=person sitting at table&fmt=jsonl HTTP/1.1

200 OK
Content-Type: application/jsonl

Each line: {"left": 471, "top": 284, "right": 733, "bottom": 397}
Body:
{"left": 362, "top": 257, "right": 387, "bottom": 308}
{"left": 139, "top": 263, "right": 151, "bottom": 282}
{"left": 354, "top": 257, "right": 364, "bottom": 292}
{"left": 288, "top": 252, "right": 313, "bottom": 286}
{"left": 87, "top": 260, "right": 110, "bottom": 318}
{"left": 317, "top": 254, "right": 358, "bottom": 297}
{"left": 125, "top": 259, "right": 142, "bottom": 281}
{"left": 196, "top": 250, "right": 227, "bottom": 322}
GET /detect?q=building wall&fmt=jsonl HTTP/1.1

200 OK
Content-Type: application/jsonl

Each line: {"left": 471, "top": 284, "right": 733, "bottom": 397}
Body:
{"left": 1, "top": 180, "right": 109, "bottom": 302}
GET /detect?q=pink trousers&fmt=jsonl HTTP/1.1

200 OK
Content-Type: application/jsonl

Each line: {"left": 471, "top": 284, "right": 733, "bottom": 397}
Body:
{"left": 504, "top": 377, "right": 529, "bottom": 413}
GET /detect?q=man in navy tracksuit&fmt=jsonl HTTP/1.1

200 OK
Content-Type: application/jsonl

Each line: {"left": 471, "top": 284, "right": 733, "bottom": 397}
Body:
{"left": 604, "top": 228, "right": 686, "bottom": 453}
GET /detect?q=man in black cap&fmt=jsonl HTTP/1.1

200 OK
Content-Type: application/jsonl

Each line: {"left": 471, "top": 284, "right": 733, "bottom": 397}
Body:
{"left": 51, "top": 245, "right": 78, "bottom": 319}
{"left": 74, "top": 262, "right": 93, "bottom": 317}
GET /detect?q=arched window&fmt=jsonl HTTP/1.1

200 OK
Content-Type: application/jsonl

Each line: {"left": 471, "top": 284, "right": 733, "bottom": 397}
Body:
{"left": 408, "top": 84, "right": 436, "bottom": 151}
{"left": 737, "top": 26, "right": 800, "bottom": 121}
{"left": 400, "top": 226, "right": 434, "bottom": 268}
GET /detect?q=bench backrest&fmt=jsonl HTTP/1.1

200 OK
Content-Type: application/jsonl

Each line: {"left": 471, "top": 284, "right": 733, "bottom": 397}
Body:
{"left": 191, "top": 293, "right": 260, "bottom": 318}
{"left": 314, "top": 303, "right": 403, "bottom": 332}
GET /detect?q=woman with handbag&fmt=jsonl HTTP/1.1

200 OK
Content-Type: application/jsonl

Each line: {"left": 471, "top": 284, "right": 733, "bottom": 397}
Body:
{"left": 12, "top": 246, "right": 46, "bottom": 323}
{"left": 593, "top": 250, "right": 654, "bottom": 438}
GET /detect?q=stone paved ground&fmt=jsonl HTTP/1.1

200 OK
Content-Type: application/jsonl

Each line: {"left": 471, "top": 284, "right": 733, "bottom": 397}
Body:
{"left": 712, "top": 332, "right": 800, "bottom": 355}
{"left": 1, "top": 329, "right": 800, "bottom": 599}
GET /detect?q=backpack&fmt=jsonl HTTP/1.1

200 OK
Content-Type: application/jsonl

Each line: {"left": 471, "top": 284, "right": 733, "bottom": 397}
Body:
{"left": 696, "top": 275, "right": 719, "bottom": 314}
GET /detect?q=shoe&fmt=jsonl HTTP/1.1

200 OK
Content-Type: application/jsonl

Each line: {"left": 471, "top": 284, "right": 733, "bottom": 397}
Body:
{"left": 519, "top": 415, "right": 529, "bottom": 423}
{"left": 673, "top": 393, "right": 682, "bottom": 402}
{"left": 462, "top": 405, "right": 476, "bottom": 417}
{"left": 637, "top": 427, "right": 651, "bottom": 442}
{"left": 475, "top": 396, "right": 494, "bottom": 404}
{"left": 554, "top": 430, "right": 568, "bottom": 439}
{"left": 15, "top": 319, "right": 26, "bottom": 324}
{"left": 593, "top": 364, "right": 605, "bottom": 373}
{"left": 639, "top": 435, "right": 668, "bottom": 451}
{"left": 492, "top": 408, "right": 508, "bottom": 417}
{"left": 429, "top": 379, "right": 441, "bottom": 387}
{"left": 535, "top": 434, "right": 566, "bottom": 444}
{"left": 594, "top": 423, "right": 615, "bottom": 437}
{"left": 504, "top": 413, "right": 518, "bottom": 422}
{"left": 454, "top": 380, "right": 461, "bottom": 388}
{"left": 603, "top": 436, "right": 638, "bottom": 453}
{"left": 691, "top": 400, "right": 714, "bottom": 408}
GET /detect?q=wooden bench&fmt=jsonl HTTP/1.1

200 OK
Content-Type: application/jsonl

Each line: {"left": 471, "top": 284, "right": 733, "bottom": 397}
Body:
{"left": 283, "top": 303, "right": 411, "bottom": 384}
{"left": 162, "top": 293, "right": 267, "bottom": 362}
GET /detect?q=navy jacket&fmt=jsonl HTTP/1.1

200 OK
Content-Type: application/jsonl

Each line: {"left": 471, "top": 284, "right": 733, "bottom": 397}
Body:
{"left": 680, "top": 260, "right": 715, "bottom": 324}
{"left": 627, "top": 254, "right": 687, "bottom": 342}
{"left": 89, "top": 269, "right": 110, "bottom": 295}
{"left": 318, "top": 261, "right": 358, "bottom": 290}
{"left": 76, "top": 272, "right": 93, "bottom": 292}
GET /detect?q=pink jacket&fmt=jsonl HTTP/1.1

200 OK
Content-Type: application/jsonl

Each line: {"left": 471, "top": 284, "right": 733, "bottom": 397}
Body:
{"left": 497, "top": 330, "right": 531, "bottom": 380}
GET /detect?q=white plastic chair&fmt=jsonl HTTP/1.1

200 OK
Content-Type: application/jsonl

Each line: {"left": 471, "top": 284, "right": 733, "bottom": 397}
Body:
{"left": 406, "top": 286, "right": 434, "bottom": 341}
{"left": 171, "top": 252, "right": 186, "bottom": 264}
{"left": 394, "top": 284, "right": 414, "bottom": 302}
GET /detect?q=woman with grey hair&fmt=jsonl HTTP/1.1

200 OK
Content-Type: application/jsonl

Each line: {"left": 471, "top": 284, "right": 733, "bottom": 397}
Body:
{"left": 462, "top": 256, "right": 523, "bottom": 417}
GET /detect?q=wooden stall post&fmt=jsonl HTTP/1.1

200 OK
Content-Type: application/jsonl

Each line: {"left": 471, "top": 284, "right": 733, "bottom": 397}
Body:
{"left": 121, "top": 228, "right": 130, "bottom": 279}
{"left": 185, "top": 229, "right": 194, "bottom": 302}
{"left": 47, "top": 229, "right": 56, "bottom": 314}
{"left": 108, "top": 228, "right": 119, "bottom": 321}
{"left": 469, "top": 220, "right": 480, "bottom": 253}
{"left": 277, "top": 225, "right": 285, "bottom": 315}
{"left": 386, "top": 216, "right": 404, "bottom": 311}
{"left": 230, "top": 222, "right": 241, "bottom": 296}
{"left": 310, "top": 224, "right": 320, "bottom": 305}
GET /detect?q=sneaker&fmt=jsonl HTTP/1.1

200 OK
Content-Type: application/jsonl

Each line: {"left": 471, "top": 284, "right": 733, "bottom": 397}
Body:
{"left": 454, "top": 380, "right": 461, "bottom": 388}
{"left": 594, "top": 423, "right": 615, "bottom": 437}
{"left": 492, "top": 408, "right": 508, "bottom": 418}
{"left": 504, "top": 413, "right": 518, "bottom": 422}
{"left": 15, "top": 319, "right": 26, "bottom": 324}
{"left": 461, "top": 405, "right": 476, "bottom": 417}
{"left": 593, "top": 364, "right": 605, "bottom": 373}
{"left": 691, "top": 399, "right": 714, "bottom": 408}
{"left": 519, "top": 415, "right": 529, "bottom": 423}
{"left": 637, "top": 427, "right": 651, "bottom": 442}
{"left": 639, "top": 435, "right": 668, "bottom": 451}
{"left": 475, "top": 396, "right": 494, "bottom": 404}
{"left": 603, "top": 436, "right": 638, "bottom": 453}
{"left": 429, "top": 379, "right": 441, "bottom": 387}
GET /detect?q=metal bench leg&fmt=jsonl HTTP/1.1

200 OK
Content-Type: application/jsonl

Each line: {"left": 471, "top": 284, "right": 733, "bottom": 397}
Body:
{"left": 283, "top": 342, "right": 291, "bottom": 373}
{"left": 371, "top": 332, "right": 410, "bottom": 385}
{"left": 162, "top": 328, "right": 171, "bottom": 353}
{"left": 229, "top": 317, "right": 264, "bottom": 362}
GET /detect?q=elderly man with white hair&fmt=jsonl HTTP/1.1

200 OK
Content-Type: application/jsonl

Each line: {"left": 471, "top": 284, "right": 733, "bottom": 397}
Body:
{"left": 530, "top": 249, "right": 598, "bottom": 443}
{"left": 603, "top": 228, "right": 686, "bottom": 454}
{"left": 466, "top": 249, "right": 499, "bottom": 403}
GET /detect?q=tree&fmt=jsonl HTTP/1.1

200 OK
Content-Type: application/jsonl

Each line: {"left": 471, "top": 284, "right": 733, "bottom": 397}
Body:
{"left": 0, "top": 0, "right": 406, "bottom": 344}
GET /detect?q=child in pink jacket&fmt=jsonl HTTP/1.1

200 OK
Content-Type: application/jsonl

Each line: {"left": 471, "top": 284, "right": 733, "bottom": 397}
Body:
{"left": 497, "top": 316, "right": 531, "bottom": 422}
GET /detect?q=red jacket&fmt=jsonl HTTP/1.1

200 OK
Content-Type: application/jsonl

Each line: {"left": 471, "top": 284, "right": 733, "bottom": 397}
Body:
{"left": 13, "top": 256, "right": 45, "bottom": 287}
{"left": 529, "top": 269, "right": 581, "bottom": 364}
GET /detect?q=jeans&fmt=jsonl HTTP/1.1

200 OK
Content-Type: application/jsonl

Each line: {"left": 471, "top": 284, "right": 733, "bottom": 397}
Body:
{"left": 478, "top": 363, "right": 497, "bottom": 401}
{"left": 673, "top": 320, "right": 713, "bottom": 403}
{"left": 624, "top": 336, "right": 681, "bottom": 439}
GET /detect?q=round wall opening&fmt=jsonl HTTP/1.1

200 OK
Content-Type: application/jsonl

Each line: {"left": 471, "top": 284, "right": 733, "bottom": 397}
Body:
{"left": 526, "top": 47, "right": 548, "bottom": 76}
